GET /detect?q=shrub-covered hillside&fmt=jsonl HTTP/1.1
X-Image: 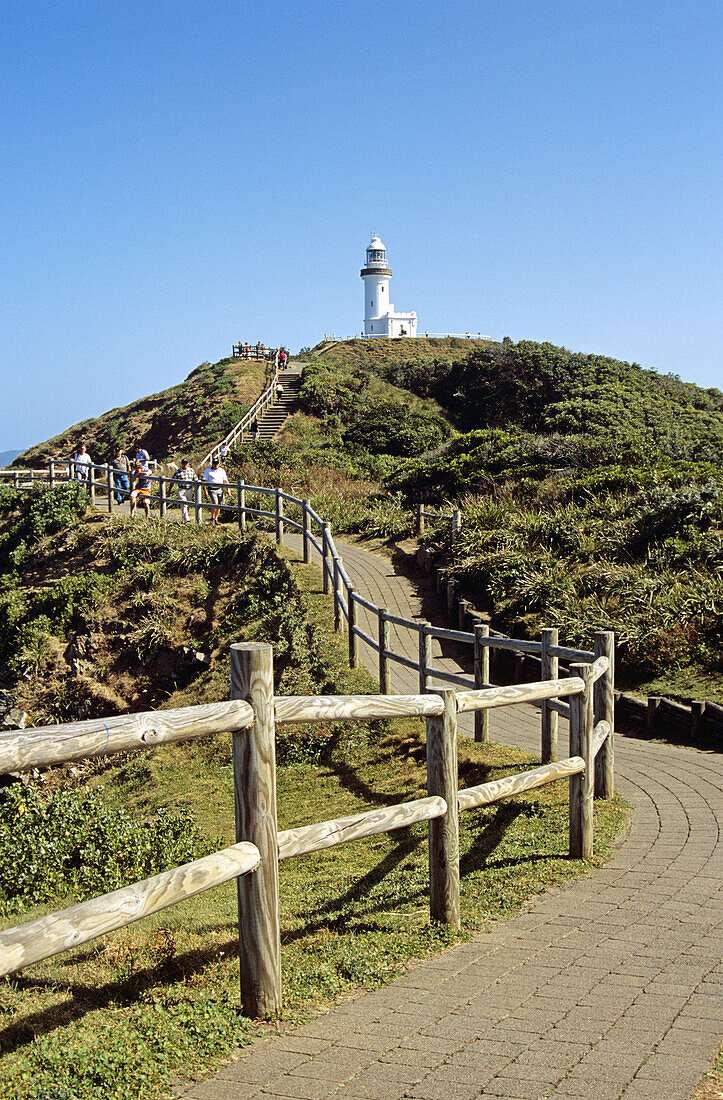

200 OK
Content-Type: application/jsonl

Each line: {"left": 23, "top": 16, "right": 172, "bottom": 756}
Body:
{"left": 369, "top": 338, "right": 723, "bottom": 463}
{"left": 10, "top": 335, "right": 722, "bottom": 703}
{"left": 0, "top": 483, "right": 343, "bottom": 727}
{"left": 13, "top": 356, "right": 270, "bottom": 468}
{"left": 302, "top": 335, "right": 488, "bottom": 371}
{"left": 278, "top": 338, "right": 721, "bottom": 702}
{"left": 388, "top": 429, "right": 723, "bottom": 700}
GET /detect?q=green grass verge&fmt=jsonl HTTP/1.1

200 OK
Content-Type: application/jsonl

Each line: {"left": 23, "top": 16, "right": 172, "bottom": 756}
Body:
{"left": 0, "top": 554, "right": 629, "bottom": 1100}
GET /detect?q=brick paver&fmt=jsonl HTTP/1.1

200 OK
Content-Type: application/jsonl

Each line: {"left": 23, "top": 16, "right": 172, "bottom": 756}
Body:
{"left": 166, "top": 533, "right": 721, "bottom": 1099}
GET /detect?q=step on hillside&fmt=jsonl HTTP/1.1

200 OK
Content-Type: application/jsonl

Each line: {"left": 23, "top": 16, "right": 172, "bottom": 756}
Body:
{"left": 256, "top": 371, "right": 303, "bottom": 440}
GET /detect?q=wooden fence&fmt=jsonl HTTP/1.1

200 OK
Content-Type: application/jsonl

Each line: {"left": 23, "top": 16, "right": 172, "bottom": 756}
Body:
{"left": 232, "top": 343, "right": 275, "bottom": 360}
{"left": 0, "top": 641, "right": 613, "bottom": 1018}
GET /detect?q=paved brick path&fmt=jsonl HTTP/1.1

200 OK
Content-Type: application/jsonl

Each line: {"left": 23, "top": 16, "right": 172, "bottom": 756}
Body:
{"left": 141, "top": 524, "right": 719, "bottom": 1098}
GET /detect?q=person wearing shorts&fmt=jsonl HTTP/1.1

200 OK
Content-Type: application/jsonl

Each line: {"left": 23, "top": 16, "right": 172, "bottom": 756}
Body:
{"left": 130, "top": 462, "right": 152, "bottom": 518}
{"left": 202, "top": 458, "right": 229, "bottom": 525}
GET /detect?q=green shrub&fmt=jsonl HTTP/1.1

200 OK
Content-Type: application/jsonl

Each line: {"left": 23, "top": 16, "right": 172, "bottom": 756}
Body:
{"left": 0, "top": 784, "right": 213, "bottom": 916}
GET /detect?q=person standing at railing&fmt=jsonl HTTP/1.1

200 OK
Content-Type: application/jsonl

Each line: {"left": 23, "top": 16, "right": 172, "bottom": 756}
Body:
{"left": 279, "top": 347, "right": 287, "bottom": 369}
{"left": 202, "top": 457, "right": 229, "bottom": 526}
{"left": 70, "top": 443, "right": 92, "bottom": 484}
{"left": 133, "top": 443, "right": 150, "bottom": 471}
{"left": 111, "top": 447, "right": 131, "bottom": 504}
{"left": 171, "top": 458, "right": 198, "bottom": 522}
{"left": 129, "top": 461, "right": 152, "bottom": 518}
{"left": 220, "top": 442, "right": 230, "bottom": 460}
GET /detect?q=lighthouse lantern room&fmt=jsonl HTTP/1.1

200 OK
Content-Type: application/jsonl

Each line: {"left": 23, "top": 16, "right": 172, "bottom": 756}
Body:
{"left": 361, "top": 236, "right": 417, "bottom": 338}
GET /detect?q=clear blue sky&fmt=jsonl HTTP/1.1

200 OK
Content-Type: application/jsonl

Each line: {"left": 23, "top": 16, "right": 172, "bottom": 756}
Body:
{"left": 2, "top": 0, "right": 721, "bottom": 452}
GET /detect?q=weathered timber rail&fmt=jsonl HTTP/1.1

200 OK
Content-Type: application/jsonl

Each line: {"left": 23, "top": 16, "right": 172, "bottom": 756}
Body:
{"left": 0, "top": 641, "right": 612, "bottom": 1019}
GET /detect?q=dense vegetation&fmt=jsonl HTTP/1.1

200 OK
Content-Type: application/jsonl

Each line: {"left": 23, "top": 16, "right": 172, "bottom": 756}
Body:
{"left": 255, "top": 339, "right": 722, "bottom": 700}
{"left": 369, "top": 338, "right": 723, "bottom": 462}
{"left": 10, "top": 335, "right": 721, "bottom": 700}
{"left": 0, "top": 484, "right": 361, "bottom": 731}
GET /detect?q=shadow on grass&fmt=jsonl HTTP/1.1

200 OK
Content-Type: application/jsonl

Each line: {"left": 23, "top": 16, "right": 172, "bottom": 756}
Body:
{"left": 1, "top": 802, "right": 568, "bottom": 1057}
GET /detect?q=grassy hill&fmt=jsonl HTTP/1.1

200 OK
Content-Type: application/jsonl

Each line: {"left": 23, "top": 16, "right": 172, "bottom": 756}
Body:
{"left": 13, "top": 356, "right": 270, "bottom": 468}
{"left": 8, "top": 335, "right": 722, "bottom": 702}
{"left": 302, "top": 334, "right": 490, "bottom": 369}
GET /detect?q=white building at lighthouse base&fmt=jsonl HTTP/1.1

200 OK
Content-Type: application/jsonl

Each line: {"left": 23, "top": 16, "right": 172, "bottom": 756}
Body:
{"left": 361, "top": 236, "right": 418, "bottom": 338}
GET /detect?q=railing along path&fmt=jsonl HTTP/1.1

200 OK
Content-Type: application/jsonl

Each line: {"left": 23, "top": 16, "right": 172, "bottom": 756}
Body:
{"left": 0, "top": 640, "right": 613, "bottom": 1019}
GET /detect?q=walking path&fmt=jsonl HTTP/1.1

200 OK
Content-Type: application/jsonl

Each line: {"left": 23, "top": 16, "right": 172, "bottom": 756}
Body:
{"left": 175, "top": 534, "right": 722, "bottom": 1100}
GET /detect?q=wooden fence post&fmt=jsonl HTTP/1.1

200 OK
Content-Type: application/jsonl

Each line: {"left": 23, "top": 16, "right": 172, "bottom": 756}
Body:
{"left": 230, "top": 642, "right": 281, "bottom": 1018}
{"left": 322, "top": 523, "right": 331, "bottom": 594}
{"left": 594, "top": 631, "right": 615, "bottom": 798}
{"left": 48, "top": 460, "right": 55, "bottom": 488}
{"left": 474, "top": 624, "right": 490, "bottom": 744}
{"left": 426, "top": 688, "right": 460, "bottom": 927}
{"left": 88, "top": 466, "right": 96, "bottom": 507}
{"left": 159, "top": 476, "right": 166, "bottom": 518}
{"left": 333, "top": 557, "right": 341, "bottom": 632}
{"left": 302, "top": 500, "right": 311, "bottom": 563}
{"left": 416, "top": 503, "right": 425, "bottom": 537}
{"left": 451, "top": 508, "right": 462, "bottom": 545}
{"left": 275, "top": 488, "right": 284, "bottom": 546}
{"left": 569, "top": 663, "right": 594, "bottom": 859}
{"left": 378, "top": 607, "right": 390, "bottom": 694}
{"left": 647, "top": 696, "right": 661, "bottom": 738}
{"left": 348, "top": 590, "right": 358, "bottom": 667}
{"left": 446, "top": 579, "right": 456, "bottom": 619}
{"left": 12, "top": 470, "right": 19, "bottom": 488}
{"left": 106, "top": 464, "right": 113, "bottom": 512}
{"left": 237, "top": 481, "right": 246, "bottom": 531}
{"left": 691, "top": 701, "right": 706, "bottom": 741}
{"left": 457, "top": 598, "right": 470, "bottom": 631}
{"left": 194, "top": 481, "right": 202, "bottom": 525}
{"left": 418, "top": 622, "right": 431, "bottom": 693}
{"left": 541, "top": 627, "right": 559, "bottom": 763}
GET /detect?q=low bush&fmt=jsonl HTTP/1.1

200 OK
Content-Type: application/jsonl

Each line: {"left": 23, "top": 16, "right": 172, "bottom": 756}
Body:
{"left": 0, "top": 784, "right": 212, "bottom": 916}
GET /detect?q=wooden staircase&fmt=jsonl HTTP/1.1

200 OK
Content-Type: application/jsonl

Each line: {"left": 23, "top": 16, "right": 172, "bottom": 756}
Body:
{"left": 255, "top": 367, "right": 303, "bottom": 441}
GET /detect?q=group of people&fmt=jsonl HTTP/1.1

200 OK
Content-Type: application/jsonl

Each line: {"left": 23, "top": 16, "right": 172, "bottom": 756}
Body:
{"left": 231, "top": 343, "right": 288, "bottom": 366}
{"left": 69, "top": 443, "right": 231, "bottom": 525}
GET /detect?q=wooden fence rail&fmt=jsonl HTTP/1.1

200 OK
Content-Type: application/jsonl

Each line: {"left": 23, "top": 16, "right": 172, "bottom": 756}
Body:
{"left": 0, "top": 642, "right": 613, "bottom": 1018}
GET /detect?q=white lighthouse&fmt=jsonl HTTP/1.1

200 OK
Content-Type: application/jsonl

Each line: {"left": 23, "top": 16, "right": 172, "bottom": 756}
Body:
{"left": 361, "top": 236, "right": 417, "bottom": 338}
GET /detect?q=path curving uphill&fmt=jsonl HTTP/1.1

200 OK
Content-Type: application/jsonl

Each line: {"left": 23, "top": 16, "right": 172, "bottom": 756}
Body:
{"left": 177, "top": 534, "right": 722, "bottom": 1100}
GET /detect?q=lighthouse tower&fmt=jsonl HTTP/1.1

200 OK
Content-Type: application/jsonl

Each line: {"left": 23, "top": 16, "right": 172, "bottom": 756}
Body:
{"left": 361, "top": 236, "right": 417, "bottom": 338}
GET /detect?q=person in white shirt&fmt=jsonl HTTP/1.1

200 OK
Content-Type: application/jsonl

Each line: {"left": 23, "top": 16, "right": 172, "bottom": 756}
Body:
{"left": 202, "top": 458, "right": 229, "bottom": 525}
{"left": 71, "top": 443, "right": 92, "bottom": 484}
{"left": 172, "top": 458, "right": 198, "bottom": 522}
